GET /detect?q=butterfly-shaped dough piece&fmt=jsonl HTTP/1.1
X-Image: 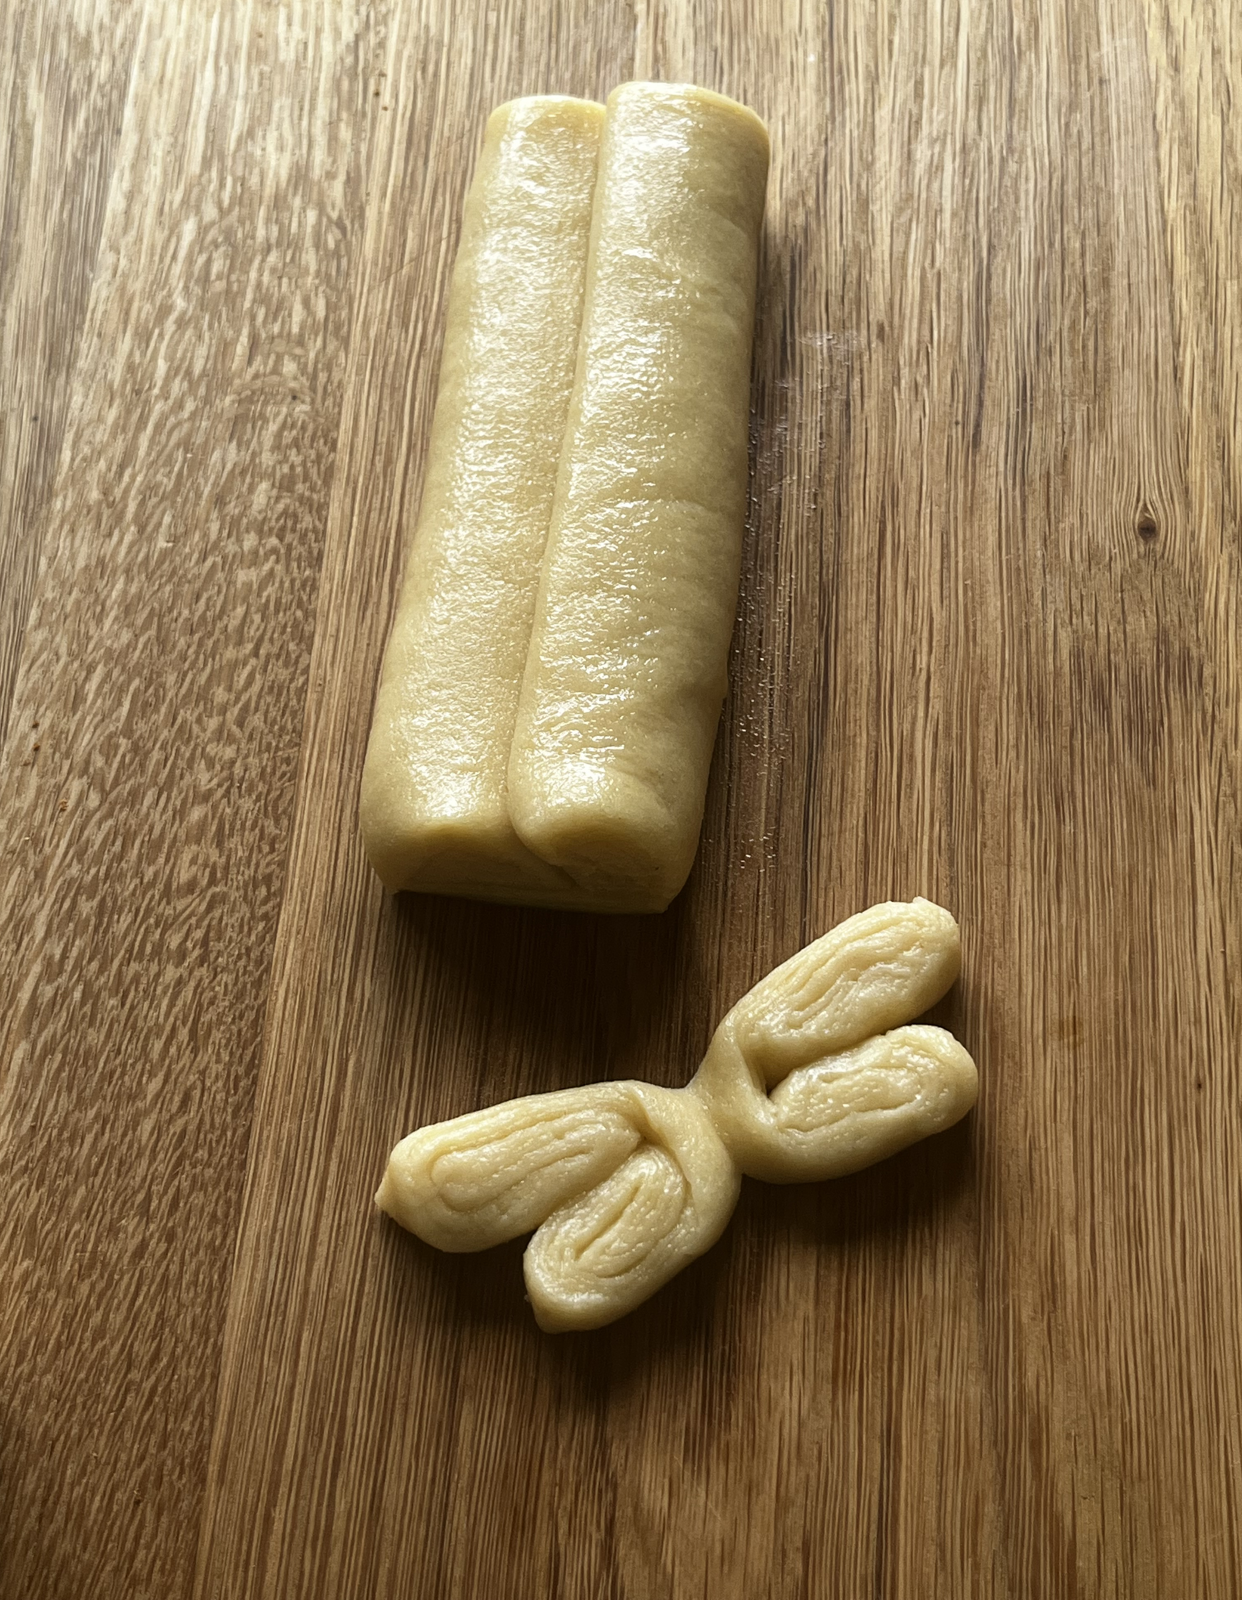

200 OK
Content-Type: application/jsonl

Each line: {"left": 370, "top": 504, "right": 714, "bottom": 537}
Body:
{"left": 377, "top": 899, "right": 978, "bottom": 1330}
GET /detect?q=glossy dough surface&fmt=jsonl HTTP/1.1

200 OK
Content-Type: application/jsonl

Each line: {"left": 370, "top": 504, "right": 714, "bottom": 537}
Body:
{"left": 360, "top": 85, "right": 770, "bottom": 912}
{"left": 507, "top": 84, "right": 771, "bottom": 911}
{"left": 359, "top": 95, "right": 604, "bottom": 905}
{"left": 377, "top": 900, "right": 979, "bottom": 1330}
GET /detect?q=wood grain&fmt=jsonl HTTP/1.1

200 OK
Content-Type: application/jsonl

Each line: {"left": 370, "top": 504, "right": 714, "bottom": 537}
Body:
{"left": 0, "top": 0, "right": 142, "bottom": 741}
{"left": 0, "top": 2, "right": 384, "bottom": 1594}
{"left": 2, "top": 1, "right": 1239, "bottom": 1596}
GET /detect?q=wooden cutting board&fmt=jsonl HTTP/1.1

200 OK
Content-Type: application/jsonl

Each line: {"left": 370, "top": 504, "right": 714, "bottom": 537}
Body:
{"left": 2, "top": 1, "right": 1239, "bottom": 1595}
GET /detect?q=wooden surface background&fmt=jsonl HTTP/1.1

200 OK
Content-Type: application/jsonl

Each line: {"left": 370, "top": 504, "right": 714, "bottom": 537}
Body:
{"left": 2, "top": 1, "right": 1239, "bottom": 1595}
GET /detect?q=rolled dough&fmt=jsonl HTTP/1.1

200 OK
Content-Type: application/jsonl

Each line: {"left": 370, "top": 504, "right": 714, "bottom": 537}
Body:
{"left": 361, "top": 84, "right": 769, "bottom": 913}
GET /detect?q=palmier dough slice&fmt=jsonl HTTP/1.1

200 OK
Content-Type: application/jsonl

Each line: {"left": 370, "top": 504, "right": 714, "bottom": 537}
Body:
{"left": 688, "top": 899, "right": 978, "bottom": 1182}
{"left": 359, "top": 96, "right": 604, "bottom": 905}
{"left": 508, "top": 83, "right": 770, "bottom": 911}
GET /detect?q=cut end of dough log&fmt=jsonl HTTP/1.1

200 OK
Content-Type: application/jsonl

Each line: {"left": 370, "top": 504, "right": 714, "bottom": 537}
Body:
{"left": 358, "top": 778, "right": 576, "bottom": 904}
{"left": 507, "top": 767, "right": 693, "bottom": 913}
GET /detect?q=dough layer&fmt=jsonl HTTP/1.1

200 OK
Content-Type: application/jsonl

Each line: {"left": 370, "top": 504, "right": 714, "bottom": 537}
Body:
{"left": 508, "top": 83, "right": 771, "bottom": 911}
{"left": 359, "top": 96, "right": 604, "bottom": 905}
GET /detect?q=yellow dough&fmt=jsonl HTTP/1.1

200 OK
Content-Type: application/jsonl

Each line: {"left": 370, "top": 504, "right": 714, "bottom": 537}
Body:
{"left": 359, "top": 96, "right": 605, "bottom": 904}
{"left": 508, "top": 84, "right": 770, "bottom": 911}
{"left": 377, "top": 900, "right": 979, "bottom": 1331}
{"left": 376, "top": 1080, "right": 739, "bottom": 1331}
{"left": 687, "top": 899, "right": 977, "bottom": 1184}
{"left": 360, "top": 85, "right": 769, "bottom": 913}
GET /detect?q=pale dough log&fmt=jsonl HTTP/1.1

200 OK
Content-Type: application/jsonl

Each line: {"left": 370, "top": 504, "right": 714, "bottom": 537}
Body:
{"left": 361, "top": 85, "right": 768, "bottom": 912}
{"left": 507, "top": 83, "right": 771, "bottom": 911}
{"left": 359, "top": 96, "right": 604, "bottom": 905}
{"left": 377, "top": 901, "right": 978, "bottom": 1330}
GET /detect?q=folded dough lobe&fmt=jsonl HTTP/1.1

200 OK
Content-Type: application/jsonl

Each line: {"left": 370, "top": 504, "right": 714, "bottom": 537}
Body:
{"left": 522, "top": 1084, "right": 740, "bottom": 1332}
{"left": 688, "top": 898, "right": 978, "bottom": 1182}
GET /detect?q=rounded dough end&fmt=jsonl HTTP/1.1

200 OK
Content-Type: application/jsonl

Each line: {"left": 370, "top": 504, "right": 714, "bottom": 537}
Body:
{"left": 509, "top": 768, "right": 696, "bottom": 913}
{"left": 606, "top": 80, "right": 770, "bottom": 162}
{"left": 487, "top": 94, "right": 607, "bottom": 132}
{"left": 359, "top": 774, "right": 507, "bottom": 894}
